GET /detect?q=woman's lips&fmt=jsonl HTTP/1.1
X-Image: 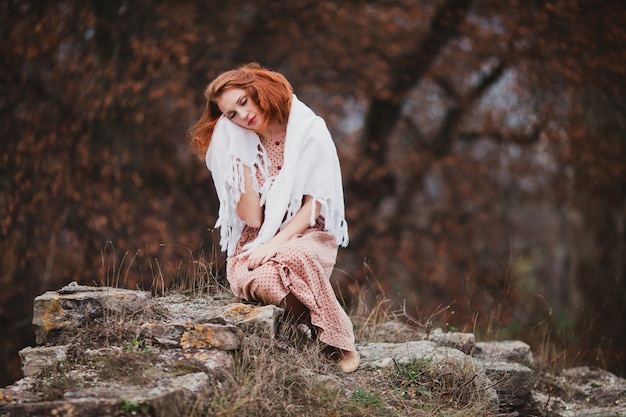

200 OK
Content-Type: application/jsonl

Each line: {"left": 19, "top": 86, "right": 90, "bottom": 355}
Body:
{"left": 248, "top": 116, "right": 256, "bottom": 126}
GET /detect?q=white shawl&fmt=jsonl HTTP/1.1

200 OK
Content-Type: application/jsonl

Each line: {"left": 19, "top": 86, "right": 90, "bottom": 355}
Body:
{"left": 206, "top": 94, "right": 349, "bottom": 257}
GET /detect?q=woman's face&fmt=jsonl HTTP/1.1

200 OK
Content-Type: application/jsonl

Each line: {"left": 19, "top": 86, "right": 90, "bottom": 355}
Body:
{"left": 216, "top": 88, "right": 264, "bottom": 131}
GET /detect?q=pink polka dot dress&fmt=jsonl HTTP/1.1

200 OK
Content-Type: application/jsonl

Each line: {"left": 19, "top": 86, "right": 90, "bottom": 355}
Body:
{"left": 226, "top": 134, "right": 356, "bottom": 353}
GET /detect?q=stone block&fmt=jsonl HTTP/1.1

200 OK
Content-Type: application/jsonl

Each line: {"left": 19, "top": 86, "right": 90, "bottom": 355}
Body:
{"left": 482, "top": 360, "right": 534, "bottom": 407}
{"left": 183, "top": 350, "right": 234, "bottom": 375}
{"left": 140, "top": 322, "right": 192, "bottom": 347}
{"left": 180, "top": 323, "right": 243, "bottom": 351}
{"left": 429, "top": 328, "right": 476, "bottom": 355}
{"left": 357, "top": 340, "right": 438, "bottom": 369}
{"left": 475, "top": 340, "right": 534, "bottom": 366}
{"left": 18, "top": 345, "right": 70, "bottom": 378}
{"left": 32, "top": 284, "right": 151, "bottom": 344}
{"left": 220, "top": 303, "right": 283, "bottom": 336}
{"left": 2, "top": 385, "right": 188, "bottom": 417}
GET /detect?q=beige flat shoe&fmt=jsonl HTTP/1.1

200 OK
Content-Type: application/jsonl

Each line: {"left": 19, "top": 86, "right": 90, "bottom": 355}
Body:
{"left": 338, "top": 351, "right": 360, "bottom": 373}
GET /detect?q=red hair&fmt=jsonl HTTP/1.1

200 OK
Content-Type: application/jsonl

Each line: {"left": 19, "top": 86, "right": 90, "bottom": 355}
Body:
{"left": 189, "top": 63, "right": 293, "bottom": 159}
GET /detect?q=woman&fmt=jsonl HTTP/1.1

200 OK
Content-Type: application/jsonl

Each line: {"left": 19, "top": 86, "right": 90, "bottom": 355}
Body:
{"left": 190, "top": 63, "right": 359, "bottom": 373}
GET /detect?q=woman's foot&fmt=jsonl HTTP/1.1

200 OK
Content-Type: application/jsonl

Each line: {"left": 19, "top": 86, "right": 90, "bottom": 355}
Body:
{"left": 337, "top": 350, "right": 360, "bottom": 373}
{"left": 323, "top": 347, "right": 360, "bottom": 373}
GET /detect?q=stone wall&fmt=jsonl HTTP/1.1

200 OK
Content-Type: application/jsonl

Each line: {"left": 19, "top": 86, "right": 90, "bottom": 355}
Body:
{"left": 1, "top": 283, "right": 624, "bottom": 416}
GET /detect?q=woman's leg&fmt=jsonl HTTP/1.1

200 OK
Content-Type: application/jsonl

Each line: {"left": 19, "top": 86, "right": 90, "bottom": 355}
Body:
{"left": 284, "top": 290, "right": 358, "bottom": 373}
{"left": 280, "top": 292, "right": 311, "bottom": 326}
{"left": 280, "top": 292, "right": 309, "bottom": 322}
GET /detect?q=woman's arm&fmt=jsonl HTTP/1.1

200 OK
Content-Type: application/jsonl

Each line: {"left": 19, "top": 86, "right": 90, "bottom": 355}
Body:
{"left": 236, "top": 165, "right": 263, "bottom": 228}
{"left": 246, "top": 195, "right": 321, "bottom": 269}
{"left": 273, "top": 195, "right": 321, "bottom": 245}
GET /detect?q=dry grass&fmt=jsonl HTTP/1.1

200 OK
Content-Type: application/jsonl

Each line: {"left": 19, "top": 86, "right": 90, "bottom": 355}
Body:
{"left": 72, "top": 246, "right": 520, "bottom": 416}
{"left": 200, "top": 327, "right": 355, "bottom": 416}
{"left": 182, "top": 300, "right": 499, "bottom": 417}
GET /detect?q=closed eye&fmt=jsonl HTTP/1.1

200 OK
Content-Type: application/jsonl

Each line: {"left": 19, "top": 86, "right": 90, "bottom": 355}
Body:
{"left": 224, "top": 95, "right": 247, "bottom": 120}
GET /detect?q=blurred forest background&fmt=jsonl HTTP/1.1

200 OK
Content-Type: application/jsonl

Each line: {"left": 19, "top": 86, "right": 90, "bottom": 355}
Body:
{"left": 1, "top": 0, "right": 625, "bottom": 386}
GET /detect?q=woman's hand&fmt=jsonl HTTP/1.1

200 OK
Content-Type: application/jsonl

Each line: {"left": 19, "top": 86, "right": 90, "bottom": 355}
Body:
{"left": 247, "top": 240, "right": 282, "bottom": 270}
{"left": 246, "top": 195, "right": 321, "bottom": 270}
